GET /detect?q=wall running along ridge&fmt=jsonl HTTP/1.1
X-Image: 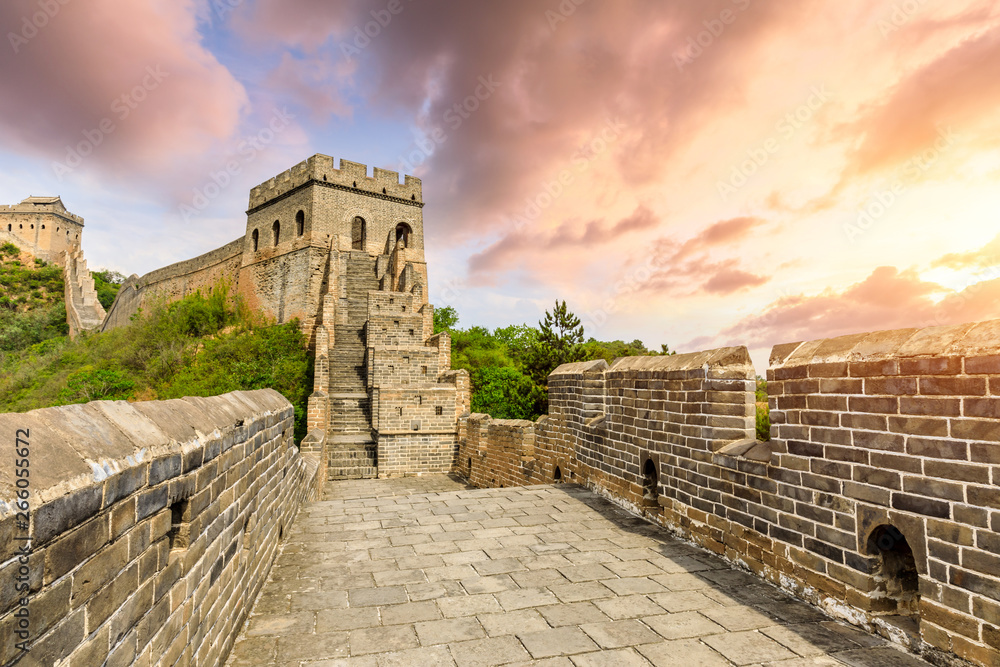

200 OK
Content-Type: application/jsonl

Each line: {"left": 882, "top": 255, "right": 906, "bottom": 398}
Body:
{"left": 0, "top": 389, "right": 320, "bottom": 667}
{"left": 458, "top": 320, "right": 1000, "bottom": 667}
{"left": 100, "top": 238, "right": 245, "bottom": 332}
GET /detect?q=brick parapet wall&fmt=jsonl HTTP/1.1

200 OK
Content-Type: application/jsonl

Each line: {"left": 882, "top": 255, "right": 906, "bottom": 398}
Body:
{"left": 456, "top": 325, "right": 1000, "bottom": 667}
{"left": 765, "top": 321, "right": 1000, "bottom": 666}
{"left": 0, "top": 389, "right": 317, "bottom": 667}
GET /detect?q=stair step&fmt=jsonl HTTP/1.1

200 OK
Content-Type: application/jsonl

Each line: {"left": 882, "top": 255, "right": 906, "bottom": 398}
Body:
{"left": 328, "top": 466, "right": 378, "bottom": 480}
{"left": 330, "top": 434, "right": 375, "bottom": 444}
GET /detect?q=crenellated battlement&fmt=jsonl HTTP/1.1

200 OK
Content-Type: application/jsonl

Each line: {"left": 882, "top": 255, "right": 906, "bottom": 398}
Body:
{"left": 248, "top": 154, "right": 423, "bottom": 210}
{"left": 0, "top": 199, "right": 85, "bottom": 225}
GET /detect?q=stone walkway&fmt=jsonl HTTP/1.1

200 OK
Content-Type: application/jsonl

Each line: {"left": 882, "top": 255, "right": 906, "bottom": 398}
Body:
{"left": 226, "top": 476, "right": 931, "bottom": 666}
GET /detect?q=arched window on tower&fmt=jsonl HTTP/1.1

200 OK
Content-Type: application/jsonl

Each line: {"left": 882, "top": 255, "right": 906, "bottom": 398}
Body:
{"left": 395, "top": 223, "right": 412, "bottom": 248}
{"left": 296, "top": 210, "right": 305, "bottom": 236}
{"left": 352, "top": 217, "right": 366, "bottom": 250}
{"left": 272, "top": 220, "right": 280, "bottom": 247}
{"left": 251, "top": 229, "right": 259, "bottom": 252}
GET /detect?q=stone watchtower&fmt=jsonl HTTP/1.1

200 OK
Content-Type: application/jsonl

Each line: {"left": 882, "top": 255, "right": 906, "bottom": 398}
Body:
{"left": 0, "top": 196, "right": 105, "bottom": 336}
{"left": 238, "top": 155, "right": 469, "bottom": 479}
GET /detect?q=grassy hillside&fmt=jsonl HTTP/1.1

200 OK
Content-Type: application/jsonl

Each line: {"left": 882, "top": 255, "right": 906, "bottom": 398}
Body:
{"left": 0, "top": 242, "right": 69, "bottom": 350}
{"left": 0, "top": 284, "right": 313, "bottom": 441}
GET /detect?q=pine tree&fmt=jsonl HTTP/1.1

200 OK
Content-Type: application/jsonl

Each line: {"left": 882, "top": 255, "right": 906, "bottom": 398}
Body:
{"left": 526, "top": 300, "right": 586, "bottom": 386}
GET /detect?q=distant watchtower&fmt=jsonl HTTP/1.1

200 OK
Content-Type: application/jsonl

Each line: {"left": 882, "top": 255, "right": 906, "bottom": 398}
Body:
{"left": 0, "top": 196, "right": 85, "bottom": 267}
{"left": 0, "top": 195, "right": 105, "bottom": 336}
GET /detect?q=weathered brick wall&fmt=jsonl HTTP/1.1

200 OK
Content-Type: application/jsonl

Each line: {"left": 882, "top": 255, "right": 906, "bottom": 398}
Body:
{"left": 377, "top": 434, "right": 457, "bottom": 476}
{"left": 0, "top": 389, "right": 318, "bottom": 667}
{"left": 766, "top": 321, "right": 1000, "bottom": 666}
{"left": 439, "top": 369, "right": 470, "bottom": 421}
{"left": 457, "top": 414, "right": 575, "bottom": 490}
{"left": 374, "top": 386, "right": 458, "bottom": 476}
{"left": 371, "top": 348, "right": 440, "bottom": 386}
{"left": 459, "top": 415, "right": 537, "bottom": 488}
{"left": 457, "top": 324, "right": 1000, "bottom": 667}
{"left": 427, "top": 332, "right": 451, "bottom": 374}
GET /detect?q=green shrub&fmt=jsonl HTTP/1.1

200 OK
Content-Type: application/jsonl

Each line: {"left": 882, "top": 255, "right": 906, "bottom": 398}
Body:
{"left": 756, "top": 403, "right": 770, "bottom": 441}
{"left": 164, "top": 320, "right": 312, "bottom": 440}
{"left": 0, "top": 243, "right": 18, "bottom": 257}
{"left": 755, "top": 376, "right": 770, "bottom": 441}
{"left": 471, "top": 366, "right": 541, "bottom": 420}
{"left": 59, "top": 367, "right": 136, "bottom": 403}
{"left": 0, "top": 301, "right": 68, "bottom": 351}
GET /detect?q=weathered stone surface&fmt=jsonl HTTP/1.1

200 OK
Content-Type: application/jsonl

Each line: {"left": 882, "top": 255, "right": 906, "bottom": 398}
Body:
{"left": 226, "top": 476, "right": 933, "bottom": 667}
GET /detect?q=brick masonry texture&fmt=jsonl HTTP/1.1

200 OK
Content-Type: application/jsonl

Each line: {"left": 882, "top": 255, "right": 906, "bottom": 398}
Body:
{"left": 459, "top": 323, "right": 1000, "bottom": 667}
{"left": 0, "top": 196, "right": 84, "bottom": 267}
{"left": 0, "top": 389, "right": 320, "bottom": 667}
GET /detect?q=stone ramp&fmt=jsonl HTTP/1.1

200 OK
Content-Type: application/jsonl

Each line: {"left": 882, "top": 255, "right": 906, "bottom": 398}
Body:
{"left": 226, "top": 477, "right": 932, "bottom": 666}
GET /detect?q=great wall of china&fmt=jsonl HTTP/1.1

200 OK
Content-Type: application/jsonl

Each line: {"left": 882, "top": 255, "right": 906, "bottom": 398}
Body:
{"left": 1, "top": 156, "right": 999, "bottom": 666}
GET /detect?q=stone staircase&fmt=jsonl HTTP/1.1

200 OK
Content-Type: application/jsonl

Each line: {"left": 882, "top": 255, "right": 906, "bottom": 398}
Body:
{"left": 327, "top": 252, "right": 379, "bottom": 480}
{"left": 63, "top": 248, "right": 106, "bottom": 337}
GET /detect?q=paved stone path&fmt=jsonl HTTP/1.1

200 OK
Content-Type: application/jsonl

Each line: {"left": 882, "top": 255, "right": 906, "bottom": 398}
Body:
{"left": 227, "top": 476, "right": 931, "bottom": 666}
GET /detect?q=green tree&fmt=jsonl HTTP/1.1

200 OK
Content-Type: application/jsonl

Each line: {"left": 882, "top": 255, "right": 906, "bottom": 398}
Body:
{"left": 433, "top": 305, "right": 459, "bottom": 333}
{"left": 92, "top": 270, "right": 125, "bottom": 310}
{"left": 526, "top": 300, "right": 586, "bottom": 386}
{"left": 493, "top": 324, "right": 539, "bottom": 365}
{"left": 471, "top": 366, "right": 540, "bottom": 420}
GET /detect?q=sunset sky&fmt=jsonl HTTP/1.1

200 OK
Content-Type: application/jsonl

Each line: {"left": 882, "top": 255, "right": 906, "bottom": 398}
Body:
{"left": 1, "top": 0, "right": 999, "bottom": 371}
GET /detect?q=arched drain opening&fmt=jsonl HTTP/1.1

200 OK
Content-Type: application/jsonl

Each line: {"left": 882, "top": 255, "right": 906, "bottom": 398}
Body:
{"left": 554, "top": 466, "right": 562, "bottom": 482}
{"left": 641, "top": 458, "right": 658, "bottom": 507}
{"left": 868, "top": 525, "right": 920, "bottom": 617}
{"left": 467, "top": 457, "right": 472, "bottom": 471}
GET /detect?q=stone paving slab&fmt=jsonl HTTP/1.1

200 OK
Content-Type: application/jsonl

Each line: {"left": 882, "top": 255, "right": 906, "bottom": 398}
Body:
{"left": 226, "top": 476, "right": 932, "bottom": 667}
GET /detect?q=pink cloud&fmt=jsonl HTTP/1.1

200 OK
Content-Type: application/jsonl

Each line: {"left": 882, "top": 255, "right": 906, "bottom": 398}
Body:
{"left": 228, "top": 0, "right": 798, "bottom": 244}
{"left": 263, "top": 53, "right": 352, "bottom": 122}
{"left": 690, "top": 254, "right": 1000, "bottom": 354}
{"left": 635, "top": 216, "right": 772, "bottom": 295}
{"left": 230, "top": 0, "right": 356, "bottom": 52}
{"left": 0, "top": 0, "right": 247, "bottom": 181}
{"left": 468, "top": 205, "right": 659, "bottom": 275}
{"left": 703, "top": 267, "right": 769, "bottom": 295}
{"left": 839, "top": 22, "right": 1000, "bottom": 179}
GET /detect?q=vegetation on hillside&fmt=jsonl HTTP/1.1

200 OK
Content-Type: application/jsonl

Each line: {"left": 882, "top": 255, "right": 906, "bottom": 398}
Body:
{"left": 92, "top": 269, "right": 125, "bottom": 309}
{"left": 0, "top": 286, "right": 312, "bottom": 441}
{"left": 756, "top": 376, "right": 771, "bottom": 441}
{"left": 434, "top": 302, "right": 673, "bottom": 421}
{"left": 0, "top": 243, "right": 69, "bottom": 350}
